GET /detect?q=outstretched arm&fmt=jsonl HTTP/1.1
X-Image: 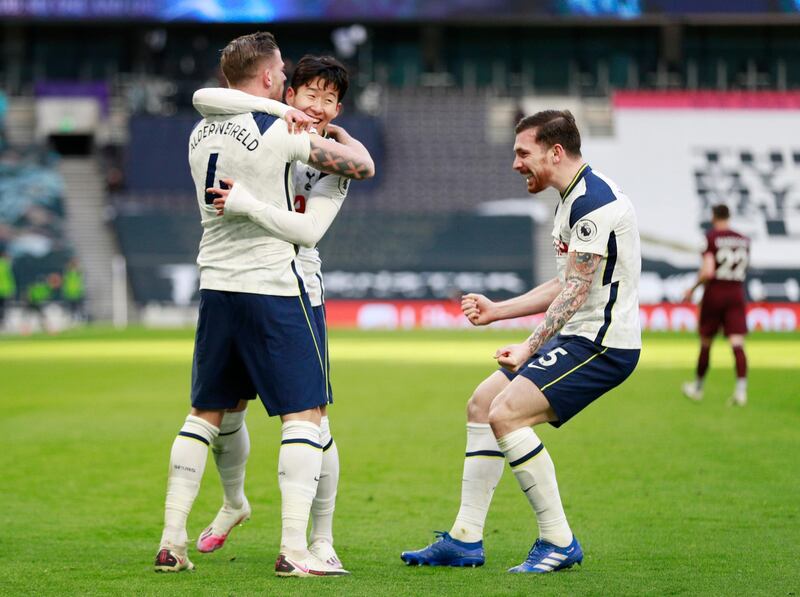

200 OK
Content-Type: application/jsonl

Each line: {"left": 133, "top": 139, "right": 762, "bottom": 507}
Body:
{"left": 495, "top": 251, "right": 602, "bottom": 372}
{"left": 192, "top": 87, "right": 314, "bottom": 132}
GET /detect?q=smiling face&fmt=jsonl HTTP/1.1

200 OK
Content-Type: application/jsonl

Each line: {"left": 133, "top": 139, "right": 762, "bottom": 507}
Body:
{"left": 285, "top": 76, "right": 342, "bottom": 132}
{"left": 512, "top": 128, "right": 556, "bottom": 194}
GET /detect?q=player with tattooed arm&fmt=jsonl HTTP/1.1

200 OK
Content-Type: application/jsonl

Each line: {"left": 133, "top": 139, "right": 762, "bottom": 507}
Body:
{"left": 154, "top": 33, "right": 372, "bottom": 578}
{"left": 191, "top": 55, "right": 356, "bottom": 572}
{"left": 401, "top": 110, "right": 641, "bottom": 574}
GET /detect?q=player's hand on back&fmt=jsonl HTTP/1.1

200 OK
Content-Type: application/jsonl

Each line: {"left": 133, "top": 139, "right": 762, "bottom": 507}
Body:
{"left": 284, "top": 109, "right": 315, "bottom": 134}
{"left": 207, "top": 178, "right": 235, "bottom": 216}
{"left": 494, "top": 342, "right": 533, "bottom": 373}
{"left": 461, "top": 293, "right": 496, "bottom": 326}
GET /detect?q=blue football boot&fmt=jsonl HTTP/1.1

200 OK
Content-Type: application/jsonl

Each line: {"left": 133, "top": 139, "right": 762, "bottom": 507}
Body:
{"left": 401, "top": 531, "right": 485, "bottom": 567}
{"left": 508, "top": 536, "right": 583, "bottom": 574}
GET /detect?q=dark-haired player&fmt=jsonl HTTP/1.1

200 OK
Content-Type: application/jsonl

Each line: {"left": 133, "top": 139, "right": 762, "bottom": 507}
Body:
{"left": 191, "top": 55, "right": 358, "bottom": 573}
{"left": 401, "top": 110, "right": 641, "bottom": 573}
{"left": 155, "top": 34, "right": 373, "bottom": 578}
{"left": 682, "top": 204, "right": 750, "bottom": 406}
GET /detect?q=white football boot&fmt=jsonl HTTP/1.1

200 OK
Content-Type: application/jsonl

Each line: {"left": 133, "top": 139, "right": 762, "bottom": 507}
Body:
{"left": 196, "top": 498, "right": 251, "bottom": 553}
{"left": 154, "top": 543, "right": 195, "bottom": 573}
{"left": 275, "top": 549, "right": 350, "bottom": 577}
{"left": 309, "top": 540, "right": 347, "bottom": 571}
{"left": 681, "top": 381, "right": 704, "bottom": 402}
{"left": 728, "top": 389, "right": 747, "bottom": 407}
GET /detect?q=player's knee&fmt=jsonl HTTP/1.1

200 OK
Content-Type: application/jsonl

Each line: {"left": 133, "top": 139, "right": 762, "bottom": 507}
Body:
{"left": 467, "top": 391, "right": 492, "bottom": 423}
{"left": 488, "top": 398, "right": 513, "bottom": 436}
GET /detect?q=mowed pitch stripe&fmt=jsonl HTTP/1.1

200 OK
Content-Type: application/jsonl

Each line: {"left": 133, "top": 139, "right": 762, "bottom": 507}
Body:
{"left": 1, "top": 336, "right": 798, "bottom": 368}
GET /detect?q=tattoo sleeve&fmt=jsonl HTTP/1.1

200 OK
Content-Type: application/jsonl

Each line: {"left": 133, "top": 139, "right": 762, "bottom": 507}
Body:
{"left": 307, "top": 136, "right": 373, "bottom": 180}
{"left": 525, "top": 252, "right": 602, "bottom": 356}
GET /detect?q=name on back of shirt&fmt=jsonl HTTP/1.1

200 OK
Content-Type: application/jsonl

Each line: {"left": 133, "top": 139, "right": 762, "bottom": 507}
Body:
{"left": 714, "top": 236, "right": 748, "bottom": 249}
{"left": 190, "top": 121, "right": 260, "bottom": 153}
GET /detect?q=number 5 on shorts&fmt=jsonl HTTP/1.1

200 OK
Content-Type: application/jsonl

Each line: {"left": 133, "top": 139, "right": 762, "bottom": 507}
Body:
{"left": 539, "top": 347, "right": 568, "bottom": 367}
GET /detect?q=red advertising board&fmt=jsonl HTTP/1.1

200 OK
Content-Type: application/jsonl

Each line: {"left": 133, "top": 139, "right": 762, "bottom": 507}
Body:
{"left": 324, "top": 300, "right": 800, "bottom": 332}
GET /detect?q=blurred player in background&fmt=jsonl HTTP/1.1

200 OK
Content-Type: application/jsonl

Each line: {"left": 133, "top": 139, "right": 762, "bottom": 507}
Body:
{"left": 402, "top": 110, "right": 641, "bottom": 574}
{"left": 193, "top": 54, "right": 356, "bottom": 572}
{"left": 682, "top": 204, "right": 750, "bottom": 406}
{"left": 154, "top": 32, "right": 373, "bottom": 577}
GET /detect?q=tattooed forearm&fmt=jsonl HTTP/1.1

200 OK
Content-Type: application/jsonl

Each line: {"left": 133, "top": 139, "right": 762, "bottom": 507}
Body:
{"left": 526, "top": 252, "right": 601, "bottom": 355}
{"left": 307, "top": 138, "right": 374, "bottom": 180}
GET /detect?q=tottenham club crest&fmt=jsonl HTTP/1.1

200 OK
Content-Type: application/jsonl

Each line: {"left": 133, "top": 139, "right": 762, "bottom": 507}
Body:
{"left": 576, "top": 219, "right": 597, "bottom": 242}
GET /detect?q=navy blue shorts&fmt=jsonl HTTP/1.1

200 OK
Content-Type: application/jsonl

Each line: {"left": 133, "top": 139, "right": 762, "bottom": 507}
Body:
{"left": 312, "top": 304, "right": 333, "bottom": 404}
{"left": 501, "top": 335, "right": 639, "bottom": 427}
{"left": 190, "top": 289, "right": 327, "bottom": 416}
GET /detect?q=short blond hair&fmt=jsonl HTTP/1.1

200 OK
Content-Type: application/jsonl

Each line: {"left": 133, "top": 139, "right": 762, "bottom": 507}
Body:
{"left": 220, "top": 31, "right": 279, "bottom": 86}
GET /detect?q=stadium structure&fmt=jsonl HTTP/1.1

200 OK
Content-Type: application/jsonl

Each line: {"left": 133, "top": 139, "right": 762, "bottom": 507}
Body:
{"left": 1, "top": 0, "right": 799, "bottom": 333}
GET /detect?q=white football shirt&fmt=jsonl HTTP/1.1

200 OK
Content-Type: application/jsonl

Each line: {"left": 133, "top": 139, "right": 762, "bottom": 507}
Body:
{"left": 292, "top": 162, "right": 349, "bottom": 306}
{"left": 552, "top": 165, "right": 642, "bottom": 349}
{"left": 188, "top": 112, "right": 311, "bottom": 295}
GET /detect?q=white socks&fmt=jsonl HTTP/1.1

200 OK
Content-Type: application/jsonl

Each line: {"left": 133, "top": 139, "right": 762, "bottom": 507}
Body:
{"left": 310, "top": 416, "right": 339, "bottom": 546}
{"left": 278, "top": 420, "right": 323, "bottom": 555}
{"left": 450, "top": 423, "right": 505, "bottom": 543}
{"left": 497, "top": 427, "right": 572, "bottom": 547}
{"left": 212, "top": 409, "right": 250, "bottom": 510}
{"left": 161, "top": 415, "right": 219, "bottom": 547}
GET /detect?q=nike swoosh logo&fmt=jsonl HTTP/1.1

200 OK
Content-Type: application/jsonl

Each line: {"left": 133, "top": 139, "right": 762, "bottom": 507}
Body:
{"left": 288, "top": 558, "right": 310, "bottom": 573}
{"left": 523, "top": 485, "right": 535, "bottom": 493}
{"left": 527, "top": 364, "right": 546, "bottom": 370}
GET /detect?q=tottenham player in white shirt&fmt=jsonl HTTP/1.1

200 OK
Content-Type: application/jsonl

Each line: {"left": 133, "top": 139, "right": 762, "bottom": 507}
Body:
{"left": 190, "top": 55, "right": 353, "bottom": 572}
{"left": 154, "top": 33, "right": 374, "bottom": 577}
{"left": 401, "top": 110, "right": 641, "bottom": 573}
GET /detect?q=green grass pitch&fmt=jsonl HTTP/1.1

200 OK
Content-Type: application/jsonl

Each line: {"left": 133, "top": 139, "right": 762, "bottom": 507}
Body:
{"left": 1, "top": 328, "right": 798, "bottom": 596}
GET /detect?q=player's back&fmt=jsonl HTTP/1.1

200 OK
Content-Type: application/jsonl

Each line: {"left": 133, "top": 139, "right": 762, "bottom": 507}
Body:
{"left": 188, "top": 111, "right": 310, "bottom": 296}
{"left": 704, "top": 228, "right": 749, "bottom": 301}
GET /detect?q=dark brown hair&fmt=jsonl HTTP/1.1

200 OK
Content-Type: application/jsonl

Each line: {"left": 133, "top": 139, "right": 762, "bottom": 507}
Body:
{"left": 290, "top": 55, "right": 349, "bottom": 102}
{"left": 220, "top": 32, "right": 279, "bottom": 86}
{"left": 711, "top": 204, "right": 730, "bottom": 220}
{"left": 515, "top": 110, "right": 582, "bottom": 157}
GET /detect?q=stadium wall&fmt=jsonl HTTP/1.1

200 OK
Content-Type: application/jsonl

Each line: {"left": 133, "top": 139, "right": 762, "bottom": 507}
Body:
{"left": 584, "top": 90, "right": 800, "bottom": 303}
{"left": 322, "top": 300, "right": 800, "bottom": 332}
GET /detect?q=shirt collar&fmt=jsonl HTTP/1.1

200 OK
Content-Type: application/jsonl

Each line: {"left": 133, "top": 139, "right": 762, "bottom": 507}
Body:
{"left": 560, "top": 164, "right": 590, "bottom": 201}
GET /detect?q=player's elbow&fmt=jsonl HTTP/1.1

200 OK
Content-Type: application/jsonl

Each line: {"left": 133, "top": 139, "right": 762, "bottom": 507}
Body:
{"left": 297, "top": 235, "right": 319, "bottom": 249}
{"left": 361, "top": 158, "right": 376, "bottom": 179}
